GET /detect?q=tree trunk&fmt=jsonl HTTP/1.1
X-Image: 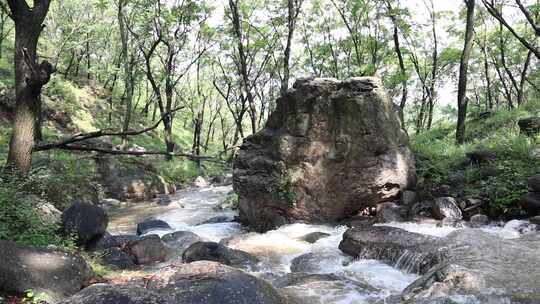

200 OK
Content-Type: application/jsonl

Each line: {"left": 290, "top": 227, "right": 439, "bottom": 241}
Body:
{"left": 118, "top": 0, "right": 133, "bottom": 147}
{"left": 5, "top": 1, "right": 53, "bottom": 175}
{"left": 456, "top": 0, "right": 475, "bottom": 145}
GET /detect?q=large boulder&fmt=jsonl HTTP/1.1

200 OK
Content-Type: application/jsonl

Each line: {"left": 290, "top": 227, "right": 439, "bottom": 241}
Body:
{"left": 234, "top": 77, "right": 416, "bottom": 231}
{"left": 61, "top": 202, "right": 108, "bottom": 246}
{"left": 431, "top": 197, "right": 462, "bottom": 221}
{"left": 520, "top": 192, "right": 540, "bottom": 216}
{"left": 147, "top": 261, "right": 287, "bottom": 304}
{"left": 182, "top": 242, "right": 259, "bottom": 270}
{"left": 59, "top": 284, "right": 170, "bottom": 304}
{"left": 528, "top": 174, "right": 540, "bottom": 192}
{"left": 0, "top": 240, "right": 94, "bottom": 303}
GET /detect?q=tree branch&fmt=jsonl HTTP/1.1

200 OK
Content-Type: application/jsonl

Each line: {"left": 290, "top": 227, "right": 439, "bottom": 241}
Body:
{"left": 34, "top": 107, "right": 184, "bottom": 151}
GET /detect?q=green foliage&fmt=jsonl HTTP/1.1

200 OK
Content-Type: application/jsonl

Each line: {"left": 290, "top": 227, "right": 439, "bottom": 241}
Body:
{"left": 412, "top": 103, "right": 540, "bottom": 216}
{"left": 272, "top": 172, "right": 297, "bottom": 207}
{"left": 0, "top": 175, "right": 75, "bottom": 248}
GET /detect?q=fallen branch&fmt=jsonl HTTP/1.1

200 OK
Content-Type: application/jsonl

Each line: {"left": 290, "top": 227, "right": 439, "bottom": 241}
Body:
{"left": 53, "top": 144, "right": 227, "bottom": 163}
{"left": 34, "top": 107, "right": 184, "bottom": 151}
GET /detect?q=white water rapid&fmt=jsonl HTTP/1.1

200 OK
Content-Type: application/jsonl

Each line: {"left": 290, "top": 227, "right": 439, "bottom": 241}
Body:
{"left": 108, "top": 185, "right": 534, "bottom": 304}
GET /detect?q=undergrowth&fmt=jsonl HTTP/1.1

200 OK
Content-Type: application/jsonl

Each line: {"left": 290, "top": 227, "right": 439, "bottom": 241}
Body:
{"left": 412, "top": 100, "right": 540, "bottom": 218}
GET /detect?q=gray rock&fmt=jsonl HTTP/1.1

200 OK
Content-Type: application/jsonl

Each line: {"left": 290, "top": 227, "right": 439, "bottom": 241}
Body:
{"left": 61, "top": 202, "right": 108, "bottom": 246}
{"left": 234, "top": 77, "right": 416, "bottom": 232}
{"left": 469, "top": 214, "right": 489, "bottom": 227}
{"left": 530, "top": 215, "right": 540, "bottom": 225}
{"left": 528, "top": 174, "right": 540, "bottom": 192}
{"left": 339, "top": 226, "right": 442, "bottom": 274}
{"left": 197, "top": 216, "right": 233, "bottom": 225}
{"left": 136, "top": 219, "right": 171, "bottom": 235}
{"left": 297, "top": 232, "right": 331, "bottom": 243}
{"left": 147, "top": 261, "right": 286, "bottom": 304}
{"left": 376, "top": 202, "right": 404, "bottom": 223}
{"left": 0, "top": 240, "right": 94, "bottom": 303}
{"left": 466, "top": 148, "right": 496, "bottom": 164}
{"left": 432, "top": 197, "right": 462, "bottom": 221}
{"left": 161, "top": 231, "right": 202, "bottom": 259}
{"left": 520, "top": 192, "right": 540, "bottom": 216}
{"left": 126, "top": 235, "right": 168, "bottom": 265}
{"left": 59, "top": 284, "right": 170, "bottom": 304}
{"left": 518, "top": 117, "right": 540, "bottom": 136}
{"left": 88, "top": 234, "right": 140, "bottom": 251}
{"left": 182, "top": 242, "right": 259, "bottom": 270}
{"left": 99, "top": 248, "right": 137, "bottom": 270}
{"left": 289, "top": 252, "right": 349, "bottom": 273}
{"left": 400, "top": 190, "right": 417, "bottom": 208}
{"left": 192, "top": 176, "right": 209, "bottom": 188}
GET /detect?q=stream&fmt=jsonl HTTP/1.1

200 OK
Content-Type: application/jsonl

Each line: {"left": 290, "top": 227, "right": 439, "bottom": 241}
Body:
{"left": 107, "top": 185, "right": 533, "bottom": 304}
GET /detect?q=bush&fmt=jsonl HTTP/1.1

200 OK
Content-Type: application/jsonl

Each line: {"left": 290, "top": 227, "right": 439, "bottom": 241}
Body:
{"left": 0, "top": 175, "right": 75, "bottom": 248}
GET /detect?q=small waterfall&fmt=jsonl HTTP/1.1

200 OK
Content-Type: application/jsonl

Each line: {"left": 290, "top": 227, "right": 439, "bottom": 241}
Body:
{"left": 394, "top": 249, "right": 433, "bottom": 274}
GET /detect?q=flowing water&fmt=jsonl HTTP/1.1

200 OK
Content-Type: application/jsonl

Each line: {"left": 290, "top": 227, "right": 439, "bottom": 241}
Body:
{"left": 107, "top": 185, "right": 534, "bottom": 304}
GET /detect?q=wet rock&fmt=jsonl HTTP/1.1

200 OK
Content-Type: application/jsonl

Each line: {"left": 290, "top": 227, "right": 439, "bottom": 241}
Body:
{"left": 234, "top": 77, "right": 416, "bottom": 232}
{"left": 518, "top": 117, "right": 540, "bottom": 136}
{"left": 297, "top": 232, "right": 331, "bottom": 243}
{"left": 59, "top": 284, "right": 170, "bottom": 304}
{"left": 88, "top": 234, "right": 140, "bottom": 251}
{"left": 0, "top": 240, "right": 94, "bottom": 303}
{"left": 409, "top": 201, "right": 434, "bottom": 218}
{"left": 99, "top": 248, "right": 137, "bottom": 270}
{"left": 520, "top": 192, "right": 540, "bottom": 216}
{"left": 342, "top": 216, "right": 377, "bottom": 228}
{"left": 62, "top": 202, "right": 108, "bottom": 246}
{"left": 147, "top": 261, "right": 286, "bottom": 304}
{"left": 339, "top": 226, "right": 442, "bottom": 274}
{"left": 432, "top": 197, "right": 462, "bottom": 221}
{"left": 192, "top": 176, "right": 209, "bottom": 188}
{"left": 126, "top": 235, "right": 168, "bottom": 265}
{"left": 376, "top": 202, "right": 404, "bottom": 223}
{"left": 466, "top": 148, "right": 496, "bottom": 164}
{"left": 182, "top": 242, "right": 259, "bottom": 270}
{"left": 469, "top": 214, "right": 489, "bottom": 228}
{"left": 197, "top": 216, "right": 233, "bottom": 225}
{"left": 289, "top": 252, "right": 346, "bottom": 273}
{"left": 402, "top": 230, "right": 540, "bottom": 303}
{"left": 136, "top": 219, "right": 171, "bottom": 235}
{"left": 161, "top": 231, "right": 202, "bottom": 259}
{"left": 528, "top": 174, "right": 540, "bottom": 192}
{"left": 530, "top": 215, "right": 540, "bottom": 225}
{"left": 155, "top": 194, "right": 172, "bottom": 206}
{"left": 400, "top": 190, "right": 417, "bottom": 208}
{"left": 99, "top": 198, "right": 122, "bottom": 210}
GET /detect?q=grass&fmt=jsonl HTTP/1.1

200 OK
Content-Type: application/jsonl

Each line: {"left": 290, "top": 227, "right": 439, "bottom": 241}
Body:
{"left": 411, "top": 100, "right": 540, "bottom": 218}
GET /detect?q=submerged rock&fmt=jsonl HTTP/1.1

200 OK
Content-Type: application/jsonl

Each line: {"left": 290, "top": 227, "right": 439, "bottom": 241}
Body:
{"left": 147, "top": 261, "right": 286, "bottom": 304}
{"left": 234, "top": 77, "right": 416, "bottom": 232}
{"left": 0, "top": 240, "right": 94, "bottom": 303}
{"left": 136, "top": 219, "right": 171, "bottom": 235}
{"left": 297, "top": 232, "right": 331, "bottom": 243}
{"left": 182, "top": 242, "right": 259, "bottom": 270}
{"left": 469, "top": 214, "right": 489, "bottom": 227}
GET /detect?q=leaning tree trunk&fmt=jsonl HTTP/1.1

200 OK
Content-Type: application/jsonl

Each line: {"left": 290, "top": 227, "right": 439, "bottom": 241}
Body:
{"left": 6, "top": 3, "right": 54, "bottom": 176}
